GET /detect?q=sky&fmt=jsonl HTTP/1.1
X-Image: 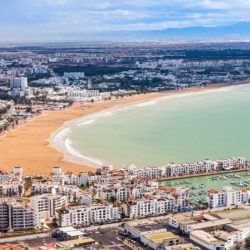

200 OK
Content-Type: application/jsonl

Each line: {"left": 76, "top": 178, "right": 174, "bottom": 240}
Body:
{"left": 1, "top": 0, "right": 250, "bottom": 42}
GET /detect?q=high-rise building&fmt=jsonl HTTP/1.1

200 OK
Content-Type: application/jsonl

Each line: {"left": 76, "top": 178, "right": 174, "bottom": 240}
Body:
{"left": 87, "top": 77, "right": 93, "bottom": 89}
{"left": 0, "top": 200, "right": 35, "bottom": 231}
{"left": 8, "top": 77, "right": 31, "bottom": 98}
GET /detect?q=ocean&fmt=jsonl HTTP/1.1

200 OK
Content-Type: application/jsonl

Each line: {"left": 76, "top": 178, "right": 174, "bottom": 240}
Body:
{"left": 52, "top": 84, "right": 250, "bottom": 168}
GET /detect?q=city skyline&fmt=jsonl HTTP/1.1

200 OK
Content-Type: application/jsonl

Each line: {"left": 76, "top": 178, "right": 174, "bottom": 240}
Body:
{"left": 1, "top": 0, "right": 250, "bottom": 42}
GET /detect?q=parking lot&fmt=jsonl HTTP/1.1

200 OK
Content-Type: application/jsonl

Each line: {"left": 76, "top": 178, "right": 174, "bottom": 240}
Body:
{"left": 90, "top": 228, "right": 131, "bottom": 250}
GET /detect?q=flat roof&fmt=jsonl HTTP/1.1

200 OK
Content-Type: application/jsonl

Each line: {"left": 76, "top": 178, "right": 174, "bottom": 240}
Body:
{"left": 146, "top": 231, "right": 179, "bottom": 244}
{"left": 189, "top": 219, "right": 231, "bottom": 230}
{"left": 191, "top": 230, "right": 224, "bottom": 244}
{"left": 58, "top": 226, "right": 84, "bottom": 237}
{"left": 66, "top": 231, "right": 84, "bottom": 237}
{"left": 213, "top": 230, "right": 235, "bottom": 239}
{"left": 231, "top": 219, "right": 250, "bottom": 231}
{"left": 165, "top": 243, "right": 196, "bottom": 250}
{"left": 57, "top": 237, "right": 95, "bottom": 248}
{"left": 58, "top": 226, "right": 76, "bottom": 232}
{"left": 126, "top": 218, "right": 156, "bottom": 227}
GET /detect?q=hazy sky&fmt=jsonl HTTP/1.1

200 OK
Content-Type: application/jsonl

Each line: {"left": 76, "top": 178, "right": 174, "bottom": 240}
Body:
{"left": 1, "top": 0, "right": 250, "bottom": 42}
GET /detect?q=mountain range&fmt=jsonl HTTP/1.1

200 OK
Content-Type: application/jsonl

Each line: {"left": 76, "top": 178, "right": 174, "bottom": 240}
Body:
{"left": 108, "top": 22, "right": 250, "bottom": 41}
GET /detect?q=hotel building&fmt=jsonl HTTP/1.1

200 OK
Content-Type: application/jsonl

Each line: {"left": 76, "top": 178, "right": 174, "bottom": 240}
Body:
{"left": 207, "top": 187, "right": 250, "bottom": 208}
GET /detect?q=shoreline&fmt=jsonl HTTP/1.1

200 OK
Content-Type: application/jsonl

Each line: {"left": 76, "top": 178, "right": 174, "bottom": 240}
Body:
{"left": 0, "top": 82, "right": 245, "bottom": 176}
{"left": 51, "top": 83, "right": 238, "bottom": 169}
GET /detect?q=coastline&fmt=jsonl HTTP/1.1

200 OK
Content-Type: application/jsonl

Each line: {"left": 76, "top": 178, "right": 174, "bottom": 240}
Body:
{"left": 51, "top": 83, "right": 239, "bottom": 169}
{"left": 0, "top": 83, "right": 242, "bottom": 176}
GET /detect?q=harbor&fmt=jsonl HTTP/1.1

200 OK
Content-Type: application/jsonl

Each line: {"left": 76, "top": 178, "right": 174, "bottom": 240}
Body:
{"left": 159, "top": 170, "right": 250, "bottom": 202}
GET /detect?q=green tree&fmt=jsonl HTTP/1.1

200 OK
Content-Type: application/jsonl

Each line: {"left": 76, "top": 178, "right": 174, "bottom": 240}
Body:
{"left": 245, "top": 237, "right": 250, "bottom": 247}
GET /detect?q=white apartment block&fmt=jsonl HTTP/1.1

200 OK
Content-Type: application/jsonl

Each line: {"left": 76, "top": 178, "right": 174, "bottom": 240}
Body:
{"left": 30, "top": 194, "right": 68, "bottom": 226}
{"left": 58, "top": 204, "right": 121, "bottom": 227}
{"left": 163, "top": 160, "right": 217, "bottom": 177}
{"left": 8, "top": 77, "right": 32, "bottom": 98}
{"left": 32, "top": 184, "right": 92, "bottom": 206}
{"left": 59, "top": 206, "right": 90, "bottom": 227}
{"left": 0, "top": 182, "right": 23, "bottom": 197}
{"left": 64, "top": 72, "right": 85, "bottom": 79}
{"left": 90, "top": 205, "right": 120, "bottom": 224}
{"left": 217, "top": 157, "right": 248, "bottom": 170}
{"left": 11, "top": 204, "right": 34, "bottom": 230}
{"left": 124, "top": 198, "right": 177, "bottom": 219}
{"left": 123, "top": 188, "right": 189, "bottom": 218}
{"left": 207, "top": 187, "right": 250, "bottom": 208}
{"left": 95, "top": 186, "right": 138, "bottom": 202}
{"left": 67, "top": 89, "right": 100, "bottom": 101}
{"left": 137, "top": 167, "right": 163, "bottom": 179}
{"left": 51, "top": 167, "right": 88, "bottom": 187}
{"left": 63, "top": 172, "right": 89, "bottom": 186}
{"left": 0, "top": 167, "right": 23, "bottom": 184}
{"left": 0, "top": 200, "right": 35, "bottom": 231}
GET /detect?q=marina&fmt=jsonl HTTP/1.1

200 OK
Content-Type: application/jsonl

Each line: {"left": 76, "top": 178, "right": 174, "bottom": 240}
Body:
{"left": 159, "top": 170, "right": 250, "bottom": 202}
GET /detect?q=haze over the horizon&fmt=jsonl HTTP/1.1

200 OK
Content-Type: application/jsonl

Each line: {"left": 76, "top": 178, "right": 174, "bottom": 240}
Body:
{"left": 1, "top": 0, "right": 250, "bottom": 42}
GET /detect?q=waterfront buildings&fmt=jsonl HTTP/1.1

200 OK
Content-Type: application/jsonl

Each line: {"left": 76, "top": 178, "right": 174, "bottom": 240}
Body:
{"left": 0, "top": 158, "right": 250, "bottom": 249}
{"left": 207, "top": 186, "right": 250, "bottom": 208}
{"left": 127, "top": 157, "right": 250, "bottom": 180}
{"left": 67, "top": 89, "right": 110, "bottom": 101}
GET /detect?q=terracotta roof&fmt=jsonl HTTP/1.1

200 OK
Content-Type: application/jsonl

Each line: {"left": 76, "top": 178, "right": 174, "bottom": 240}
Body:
{"left": 208, "top": 188, "right": 219, "bottom": 193}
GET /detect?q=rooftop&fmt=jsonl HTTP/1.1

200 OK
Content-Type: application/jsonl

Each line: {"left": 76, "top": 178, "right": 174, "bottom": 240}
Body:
{"left": 191, "top": 230, "right": 224, "bottom": 244}
{"left": 165, "top": 243, "right": 198, "bottom": 250}
{"left": 146, "top": 231, "right": 179, "bottom": 244}
{"left": 56, "top": 237, "right": 95, "bottom": 248}
{"left": 189, "top": 219, "right": 231, "bottom": 231}
{"left": 57, "top": 227, "right": 85, "bottom": 237}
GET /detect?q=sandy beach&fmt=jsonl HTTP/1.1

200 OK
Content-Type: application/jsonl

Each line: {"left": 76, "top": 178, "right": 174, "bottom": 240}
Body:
{"left": 0, "top": 84, "right": 231, "bottom": 175}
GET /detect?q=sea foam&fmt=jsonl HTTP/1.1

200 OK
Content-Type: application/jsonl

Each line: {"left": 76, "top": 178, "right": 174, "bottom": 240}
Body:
{"left": 64, "top": 139, "right": 103, "bottom": 166}
{"left": 136, "top": 100, "right": 156, "bottom": 107}
{"left": 78, "top": 118, "right": 97, "bottom": 126}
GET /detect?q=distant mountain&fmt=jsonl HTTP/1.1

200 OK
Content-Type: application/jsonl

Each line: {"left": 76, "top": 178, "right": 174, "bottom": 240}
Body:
{"left": 108, "top": 22, "right": 250, "bottom": 41}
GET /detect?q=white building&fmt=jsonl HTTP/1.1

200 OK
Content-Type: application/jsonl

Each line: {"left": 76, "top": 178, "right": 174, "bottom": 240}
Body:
{"left": 0, "top": 199, "right": 35, "bottom": 231}
{"left": 30, "top": 194, "right": 68, "bottom": 226}
{"left": 123, "top": 191, "right": 189, "bottom": 219}
{"left": 0, "top": 182, "right": 23, "bottom": 197}
{"left": 207, "top": 187, "right": 250, "bottom": 209}
{"left": 8, "top": 77, "right": 32, "bottom": 98}
{"left": 67, "top": 89, "right": 99, "bottom": 101}
{"left": 57, "top": 204, "right": 121, "bottom": 227}
{"left": 64, "top": 72, "right": 85, "bottom": 79}
{"left": 31, "top": 182, "right": 92, "bottom": 205}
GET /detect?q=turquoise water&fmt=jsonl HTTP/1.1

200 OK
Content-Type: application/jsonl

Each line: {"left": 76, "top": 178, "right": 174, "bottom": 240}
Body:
{"left": 65, "top": 84, "right": 250, "bottom": 167}
{"left": 159, "top": 171, "right": 250, "bottom": 201}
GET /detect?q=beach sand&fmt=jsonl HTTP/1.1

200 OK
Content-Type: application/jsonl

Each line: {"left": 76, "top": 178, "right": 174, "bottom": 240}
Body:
{"left": 0, "top": 84, "right": 230, "bottom": 175}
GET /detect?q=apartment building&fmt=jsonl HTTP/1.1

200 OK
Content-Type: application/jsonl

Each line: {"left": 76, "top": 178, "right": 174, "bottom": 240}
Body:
{"left": 0, "top": 182, "right": 23, "bottom": 197}
{"left": 59, "top": 206, "right": 90, "bottom": 227}
{"left": 206, "top": 187, "right": 250, "bottom": 208}
{"left": 11, "top": 203, "right": 34, "bottom": 230}
{"left": 51, "top": 167, "right": 88, "bottom": 187}
{"left": 30, "top": 194, "right": 68, "bottom": 226}
{"left": 57, "top": 204, "right": 121, "bottom": 227}
{"left": 0, "top": 199, "right": 35, "bottom": 231}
